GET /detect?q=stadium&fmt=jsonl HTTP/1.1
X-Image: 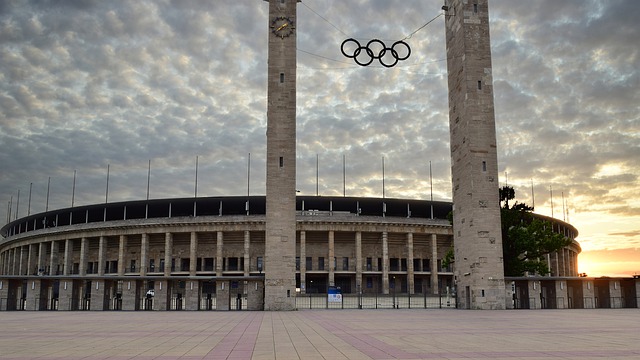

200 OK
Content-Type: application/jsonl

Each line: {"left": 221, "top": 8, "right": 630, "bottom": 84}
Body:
{"left": 0, "top": 194, "right": 609, "bottom": 311}
{"left": 1, "top": 0, "right": 638, "bottom": 311}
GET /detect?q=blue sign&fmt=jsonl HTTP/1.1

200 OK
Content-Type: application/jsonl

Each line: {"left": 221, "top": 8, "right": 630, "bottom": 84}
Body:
{"left": 328, "top": 286, "right": 342, "bottom": 303}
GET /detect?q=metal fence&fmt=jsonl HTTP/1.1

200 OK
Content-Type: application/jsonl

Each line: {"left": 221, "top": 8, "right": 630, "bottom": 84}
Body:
{"left": 295, "top": 293, "right": 456, "bottom": 310}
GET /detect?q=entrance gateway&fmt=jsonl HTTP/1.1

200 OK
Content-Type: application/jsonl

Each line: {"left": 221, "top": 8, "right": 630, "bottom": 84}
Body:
{"left": 262, "top": 0, "right": 505, "bottom": 310}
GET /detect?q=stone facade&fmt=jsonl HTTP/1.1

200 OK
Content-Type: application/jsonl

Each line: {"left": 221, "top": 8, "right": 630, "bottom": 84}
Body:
{"left": 445, "top": 0, "right": 506, "bottom": 309}
{"left": 1, "top": 195, "right": 626, "bottom": 311}
{"left": 264, "top": 0, "right": 299, "bottom": 311}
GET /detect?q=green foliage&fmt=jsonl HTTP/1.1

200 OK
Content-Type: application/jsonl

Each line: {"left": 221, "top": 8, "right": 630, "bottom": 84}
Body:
{"left": 442, "top": 247, "right": 454, "bottom": 269}
{"left": 500, "top": 186, "right": 573, "bottom": 276}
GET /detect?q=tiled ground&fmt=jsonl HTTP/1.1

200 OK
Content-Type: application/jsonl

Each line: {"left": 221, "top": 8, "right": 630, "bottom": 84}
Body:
{"left": 0, "top": 309, "right": 638, "bottom": 359}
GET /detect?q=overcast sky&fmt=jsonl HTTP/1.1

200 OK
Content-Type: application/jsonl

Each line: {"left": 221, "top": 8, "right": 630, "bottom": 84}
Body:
{"left": 1, "top": 0, "right": 638, "bottom": 275}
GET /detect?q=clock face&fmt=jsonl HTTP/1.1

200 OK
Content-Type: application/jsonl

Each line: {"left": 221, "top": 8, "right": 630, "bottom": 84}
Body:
{"left": 271, "top": 16, "right": 295, "bottom": 38}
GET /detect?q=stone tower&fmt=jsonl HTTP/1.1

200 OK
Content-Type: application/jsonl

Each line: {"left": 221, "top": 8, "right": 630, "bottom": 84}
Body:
{"left": 444, "top": 0, "right": 506, "bottom": 309}
{"left": 263, "top": 0, "right": 299, "bottom": 311}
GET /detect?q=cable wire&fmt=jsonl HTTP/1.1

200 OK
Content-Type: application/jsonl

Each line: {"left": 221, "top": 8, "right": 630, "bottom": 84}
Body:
{"left": 301, "top": 1, "right": 349, "bottom": 37}
{"left": 400, "top": 13, "right": 443, "bottom": 41}
{"left": 301, "top": 0, "right": 444, "bottom": 41}
{"left": 299, "top": 1, "right": 449, "bottom": 69}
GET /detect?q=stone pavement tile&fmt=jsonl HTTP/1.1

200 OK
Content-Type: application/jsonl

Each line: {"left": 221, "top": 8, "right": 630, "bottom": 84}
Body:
{"left": 0, "top": 309, "right": 639, "bottom": 359}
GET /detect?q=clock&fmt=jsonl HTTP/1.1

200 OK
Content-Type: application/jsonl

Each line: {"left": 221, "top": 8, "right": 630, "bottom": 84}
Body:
{"left": 271, "top": 16, "right": 295, "bottom": 38}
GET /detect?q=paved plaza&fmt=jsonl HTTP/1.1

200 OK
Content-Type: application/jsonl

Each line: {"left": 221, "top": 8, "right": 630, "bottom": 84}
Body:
{"left": 0, "top": 309, "right": 638, "bottom": 359}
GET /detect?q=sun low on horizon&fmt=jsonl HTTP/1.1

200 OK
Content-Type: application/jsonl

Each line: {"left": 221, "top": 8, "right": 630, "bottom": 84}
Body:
{"left": 578, "top": 248, "right": 640, "bottom": 278}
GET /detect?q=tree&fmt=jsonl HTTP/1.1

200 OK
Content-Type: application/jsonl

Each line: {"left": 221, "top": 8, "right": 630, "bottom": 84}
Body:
{"left": 500, "top": 186, "right": 572, "bottom": 276}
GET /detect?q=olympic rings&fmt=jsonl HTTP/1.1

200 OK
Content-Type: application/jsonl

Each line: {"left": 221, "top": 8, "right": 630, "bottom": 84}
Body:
{"left": 341, "top": 38, "right": 411, "bottom": 68}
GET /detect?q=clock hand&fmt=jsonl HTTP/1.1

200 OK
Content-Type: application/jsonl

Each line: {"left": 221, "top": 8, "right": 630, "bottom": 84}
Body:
{"left": 276, "top": 23, "right": 288, "bottom": 32}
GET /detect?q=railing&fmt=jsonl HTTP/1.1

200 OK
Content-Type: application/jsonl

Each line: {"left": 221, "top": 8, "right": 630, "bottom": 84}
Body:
{"left": 295, "top": 293, "right": 456, "bottom": 310}
{"left": 199, "top": 296, "right": 217, "bottom": 310}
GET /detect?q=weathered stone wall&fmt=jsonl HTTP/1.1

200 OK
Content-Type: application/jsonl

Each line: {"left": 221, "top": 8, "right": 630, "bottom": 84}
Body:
{"left": 445, "top": 0, "right": 506, "bottom": 309}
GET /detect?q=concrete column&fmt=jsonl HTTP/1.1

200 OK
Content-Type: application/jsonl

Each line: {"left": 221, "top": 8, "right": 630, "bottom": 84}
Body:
{"left": 382, "top": 231, "right": 389, "bottom": 294}
{"left": 355, "top": 231, "right": 362, "bottom": 293}
{"left": 63, "top": 240, "right": 71, "bottom": 275}
{"left": 5, "top": 250, "right": 9, "bottom": 275}
{"left": 154, "top": 280, "right": 169, "bottom": 311}
{"left": 243, "top": 231, "right": 250, "bottom": 276}
{"left": 121, "top": 280, "right": 139, "bottom": 311}
{"left": 247, "top": 280, "right": 264, "bottom": 310}
{"left": 185, "top": 280, "right": 199, "bottom": 310}
{"left": 6, "top": 249, "right": 11, "bottom": 275}
{"left": 300, "top": 230, "right": 306, "bottom": 294}
{"left": 79, "top": 237, "right": 88, "bottom": 276}
{"left": 528, "top": 280, "right": 542, "bottom": 309}
{"left": 328, "top": 230, "right": 335, "bottom": 287}
{"left": 25, "top": 279, "right": 42, "bottom": 311}
{"left": 97, "top": 236, "right": 106, "bottom": 276}
{"left": 190, "top": 232, "right": 197, "bottom": 276}
{"left": 610, "top": 280, "right": 622, "bottom": 308}
{"left": 4, "top": 251, "right": 9, "bottom": 275}
{"left": 27, "top": 244, "right": 35, "bottom": 275}
{"left": 58, "top": 280, "right": 74, "bottom": 311}
{"left": 6, "top": 250, "right": 11, "bottom": 275}
{"left": 50, "top": 241, "right": 60, "bottom": 275}
{"left": 431, "top": 234, "right": 439, "bottom": 294}
{"left": 216, "top": 231, "right": 223, "bottom": 276}
{"left": 12, "top": 248, "right": 18, "bottom": 275}
{"left": 19, "top": 246, "right": 26, "bottom": 275}
{"left": 118, "top": 235, "right": 127, "bottom": 275}
{"left": 407, "top": 232, "right": 414, "bottom": 295}
{"left": 3, "top": 250, "right": 8, "bottom": 275}
{"left": 165, "top": 232, "right": 173, "bottom": 276}
{"left": 445, "top": 0, "right": 506, "bottom": 310}
{"left": 92, "top": 280, "right": 106, "bottom": 311}
{"left": 217, "top": 280, "right": 230, "bottom": 311}
{"left": 140, "top": 233, "right": 148, "bottom": 276}
{"left": 562, "top": 248, "right": 567, "bottom": 276}
{"left": 583, "top": 280, "right": 595, "bottom": 309}
{"left": 37, "top": 242, "right": 45, "bottom": 275}
{"left": 3, "top": 251, "right": 8, "bottom": 275}
{"left": 263, "top": 0, "right": 298, "bottom": 312}
{"left": 556, "top": 280, "right": 568, "bottom": 309}
{"left": 0, "top": 279, "right": 7, "bottom": 310}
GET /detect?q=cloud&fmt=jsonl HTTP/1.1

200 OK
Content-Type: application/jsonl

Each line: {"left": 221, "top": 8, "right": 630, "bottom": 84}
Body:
{"left": 0, "top": 0, "right": 638, "bottom": 268}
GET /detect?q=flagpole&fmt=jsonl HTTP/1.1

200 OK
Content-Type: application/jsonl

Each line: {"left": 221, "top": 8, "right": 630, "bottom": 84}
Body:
{"left": 194, "top": 156, "right": 199, "bottom": 198}
{"left": 146, "top": 160, "right": 151, "bottom": 201}
{"left": 7, "top": 197, "right": 12, "bottom": 223}
{"left": 15, "top": 189, "right": 20, "bottom": 221}
{"left": 46, "top": 177, "right": 51, "bottom": 211}
{"left": 562, "top": 192, "right": 566, "bottom": 222}
{"left": 28, "top": 182, "right": 32, "bottom": 216}
{"left": 343, "top": 154, "right": 346, "bottom": 197}
{"left": 382, "top": 156, "right": 385, "bottom": 199}
{"left": 72, "top": 170, "right": 76, "bottom": 207}
{"left": 429, "top": 161, "right": 434, "bottom": 219}
{"left": 246, "top": 153, "right": 250, "bottom": 215}
{"left": 105, "top": 165, "right": 110, "bottom": 203}
{"left": 550, "top": 185, "right": 554, "bottom": 218}
{"left": 530, "top": 178, "right": 534, "bottom": 209}
{"left": 194, "top": 155, "right": 199, "bottom": 217}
